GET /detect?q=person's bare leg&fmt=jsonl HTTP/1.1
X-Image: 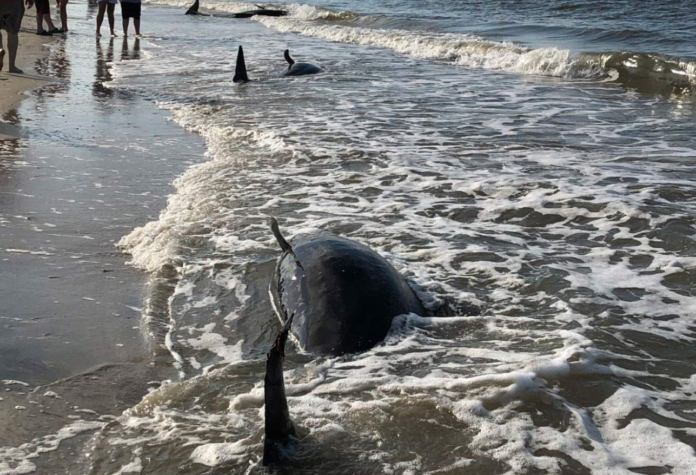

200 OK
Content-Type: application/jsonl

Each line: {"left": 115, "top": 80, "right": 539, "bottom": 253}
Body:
{"left": 43, "top": 13, "right": 56, "bottom": 31}
{"left": 96, "top": 2, "right": 106, "bottom": 37}
{"left": 0, "top": 33, "right": 5, "bottom": 71}
{"left": 59, "top": 0, "right": 69, "bottom": 31}
{"left": 122, "top": 17, "right": 128, "bottom": 37}
{"left": 36, "top": 11, "right": 43, "bottom": 33}
{"left": 107, "top": 4, "right": 116, "bottom": 36}
{"left": 134, "top": 18, "right": 140, "bottom": 36}
{"left": 8, "top": 31, "right": 22, "bottom": 73}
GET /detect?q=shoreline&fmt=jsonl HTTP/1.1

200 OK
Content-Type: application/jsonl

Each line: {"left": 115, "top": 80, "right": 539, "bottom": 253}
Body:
{"left": 1, "top": 3, "right": 208, "bottom": 470}
{"left": 0, "top": 2, "right": 200, "bottom": 386}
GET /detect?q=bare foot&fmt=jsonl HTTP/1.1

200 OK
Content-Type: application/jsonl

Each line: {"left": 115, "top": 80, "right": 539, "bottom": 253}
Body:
{"left": 9, "top": 66, "right": 24, "bottom": 74}
{"left": 111, "top": 31, "right": 118, "bottom": 37}
{"left": 97, "top": 31, "right": 102, "bottom": 37}
{"left": 0, "top": 49, "right": 5, "bottom": 71}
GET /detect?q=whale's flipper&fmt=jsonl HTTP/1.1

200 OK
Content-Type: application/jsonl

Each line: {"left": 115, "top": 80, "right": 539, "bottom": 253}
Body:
{"left": 185, "top": 0, "right": 199, "bottom": 15}
{"left": 269, "top": 217, "right": 304, "bottom": 270}
{"left": 269, "top": 217, "right": 293, "bottom": 253}
{"left": 284, "top": 49, "right": 295, "bottom": 68}
{"left": 233, "top": 45, "right": 250, "bottom": 83}
{"left": 255, "top": 4, "right": 267, "bottom": 9}
{"left": 263, "top": 313, "right": 297, "bottom": 466}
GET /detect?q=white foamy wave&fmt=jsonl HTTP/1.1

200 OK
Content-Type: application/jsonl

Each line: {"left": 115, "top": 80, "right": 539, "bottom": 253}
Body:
{"left": 284, "top": 2, "right": 357, "bottom": 21}
{"left": 118, "top": 102, "right": 292, "bottom": 274}
{"left": 255, "top": 15, "right": 590, "bottom": 78}
{"left": 143, "top": 0, "right": 587, "bottom": 79}
{"left": 0, "top": 421, "right": 106, "bottom": 475}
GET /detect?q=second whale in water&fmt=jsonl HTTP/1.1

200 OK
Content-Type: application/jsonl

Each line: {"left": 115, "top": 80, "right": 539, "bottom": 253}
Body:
{"left": 281, "top": 49, "right": 321, "bottom": 77}
{"left": 233, "top": 46, "right": 321, "bottom": 83}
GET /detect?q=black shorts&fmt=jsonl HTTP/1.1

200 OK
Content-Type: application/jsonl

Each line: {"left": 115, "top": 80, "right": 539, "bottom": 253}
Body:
{"left": 121, "top": 2, "right": 141, "bottom": 19}
{"left": 35, "top": 0, "right": 50, "bottom": 15}
{"left": 0, "top": 0, "right": 25, "bottom": 34}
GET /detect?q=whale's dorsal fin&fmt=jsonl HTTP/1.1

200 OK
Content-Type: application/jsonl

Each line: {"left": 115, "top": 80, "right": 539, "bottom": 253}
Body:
{"left": 234, "top": 45, "right": 249, "bottom": 83}
{"left": 186, "top": 0, "right": 199, "bottom": 14}
{"left": 284, "top": 49, "right": 295, "bottom": 68}
{"left": 269, "top": 217, "right": 303, "bottom": 270}
{"left": 263, "top": 312, "right": 297, "bottom": 466}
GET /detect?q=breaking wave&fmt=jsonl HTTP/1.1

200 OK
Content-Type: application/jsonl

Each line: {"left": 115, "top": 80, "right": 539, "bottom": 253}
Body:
{"left": 146, "top": 0, "right": 696, "bottom": 96}
{"left": 254, "top": 12, "right": 696, "bottom": 96}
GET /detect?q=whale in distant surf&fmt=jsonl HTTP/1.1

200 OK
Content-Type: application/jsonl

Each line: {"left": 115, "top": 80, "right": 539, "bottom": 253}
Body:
{"left": 185, "top": 0, "right": 287, "bottom": 17}
{"left": 281, "top": 49, "right": 321, "bottom": 77}
{"left": 233, "top": 5, "right": 288, "bottom": 18}
{"left": 263, "top": 217, "right": 425, "bottom": 465}
{"left": 185, "top": 0, "right": 202, "bottom": 15}
{"left": 233, "top": 46, "right": 321, "bottom": 83}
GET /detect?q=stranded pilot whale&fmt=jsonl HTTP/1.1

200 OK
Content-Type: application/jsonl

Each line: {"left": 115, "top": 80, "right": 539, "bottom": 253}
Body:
{"left": 233, "top": 46, "right": 321, "bottom": 83}
{"left": 282, "top": 49, "right": 321, "bottom": 77}
{"left": 263, "top": 218, "right": 425, "bottom": 465}
{"left": 268, "top": 218, "right": 424, "bottom": 355}
{"left": 185, "top": 0, "right": 287, "bottom": 17}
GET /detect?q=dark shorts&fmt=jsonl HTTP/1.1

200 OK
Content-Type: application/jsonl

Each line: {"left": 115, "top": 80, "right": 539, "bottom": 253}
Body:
{"left": 121, "top": 2, "right": 141, "bottom": 19}
{"left": 0, "top": 0, "right": 25, "bottom": 34}
{"left": 35, "top": 0, "right": 50, "bottom": 15}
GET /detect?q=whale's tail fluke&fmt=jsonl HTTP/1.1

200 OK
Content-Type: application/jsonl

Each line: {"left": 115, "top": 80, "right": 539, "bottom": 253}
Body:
{"left": 234, "top": 45, "right": 250, "bottom": 83}
{"left": 185, "top": 0, "right": 199, "bottom": 15}
{"left": 263, "top": 313, "right": 297, "bottom": 466}
{"left": 284, "top": 49, "right": 295, "bottom": 67}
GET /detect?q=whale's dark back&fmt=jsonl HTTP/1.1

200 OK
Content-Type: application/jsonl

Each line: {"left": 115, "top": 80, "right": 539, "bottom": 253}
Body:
{"left": 271, "top": 232, "right": 424, "bottom": 356}
{"left": 282, "top": 63, "right": 321, "bottom": 77}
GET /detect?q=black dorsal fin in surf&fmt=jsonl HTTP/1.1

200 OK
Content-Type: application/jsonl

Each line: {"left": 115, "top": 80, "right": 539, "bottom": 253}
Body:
{"left": 263, "top": 312, "right": 297, "bottom": 466}
{"left": 284, "top": 49, "right": 295, "bottom": 68}
{"left": 269, "top": 217, "right": 304, "bottom": 270}
{"left": 185, "top": 0, "right": 199, "bottom": 14}
{"left": 233, "top": 45, "right": 249, "bottom": 83}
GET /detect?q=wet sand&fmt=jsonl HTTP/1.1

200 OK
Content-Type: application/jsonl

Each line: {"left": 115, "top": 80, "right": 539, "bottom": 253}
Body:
{"left": 1, "top": 2, "right": 207, "bottom": 471}
{"left": 0, "top": 16, "right": 57, "bottom": 137}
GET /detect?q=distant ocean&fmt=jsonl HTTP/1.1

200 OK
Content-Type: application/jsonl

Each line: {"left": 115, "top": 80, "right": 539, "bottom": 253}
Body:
{"left": 94, "top": 0, "right": 696, "bottom": 472}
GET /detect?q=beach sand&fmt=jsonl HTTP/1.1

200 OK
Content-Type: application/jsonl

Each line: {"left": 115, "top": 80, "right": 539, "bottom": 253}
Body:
{"left": 0, "top": 15, "right": 57, "bottom": 137}
{"left": 1, "top": 2, "right": 207, "bottom": 469}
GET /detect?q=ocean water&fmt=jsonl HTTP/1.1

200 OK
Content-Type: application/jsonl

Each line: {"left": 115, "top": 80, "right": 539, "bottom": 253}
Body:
{"left": 7, "top": 0, "right": 696, "bottom": 473}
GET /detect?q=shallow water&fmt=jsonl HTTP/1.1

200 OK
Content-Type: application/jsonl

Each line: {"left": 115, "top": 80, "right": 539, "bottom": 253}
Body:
{"left": 4, "top": 0, "right": 696, "bottom": 473}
